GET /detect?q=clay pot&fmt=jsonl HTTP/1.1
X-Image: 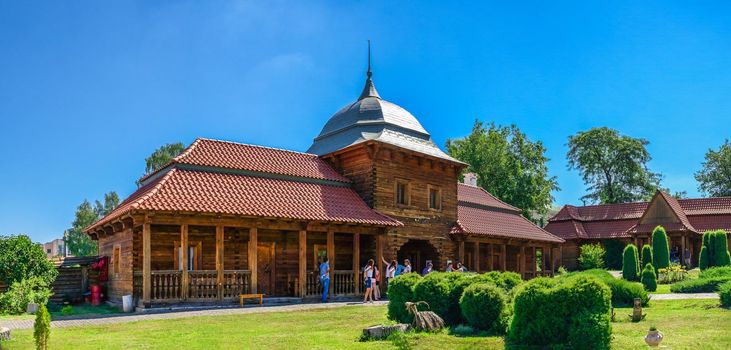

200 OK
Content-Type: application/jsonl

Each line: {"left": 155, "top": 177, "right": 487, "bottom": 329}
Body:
{"left": 644, "top": 330, "right": 664, "bottom": 347}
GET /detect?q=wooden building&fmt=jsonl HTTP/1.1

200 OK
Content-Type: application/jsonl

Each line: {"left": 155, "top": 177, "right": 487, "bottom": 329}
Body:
{"left": 85, "top": 64, "right": 564, "bottom": 307}
{"left": 545, "top": 190, "right": 731, "bottom": 270}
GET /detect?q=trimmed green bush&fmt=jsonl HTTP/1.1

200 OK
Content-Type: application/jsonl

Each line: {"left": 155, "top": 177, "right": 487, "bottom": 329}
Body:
{"left": 34, "top": 304, "right": 51, "bottom": 350}
{"left": 713, "top": 230, "right": 731, "bottom": 266}
{"left": 508, "top": 276, "right": 612, "bottom": 350}
{"left": 558, "top": 269, "right": 649, "bottom": 306}
{"left": 622, "top": 244, "right": 640, "bottom": 281}
{"left": 641, "top": 244, "right": 653, "bottom": 270}
{"left": 670, "top": 276, "right": 731, "bottom": 293}
{"left": 413, "top": 272, "right": 453, "bottom": 323}
{"left": 641, "top": 263, "right": 657, "bottom": 292}
{"left": 699, "top": 245, "right": 710, "bottom": 270}
{"left": 700, "top": 266, "right": 731, "bottom": 279}
{"left": 386, "top": 273, "right": 422, "bottom": 323}
{"left": 474, "top": 271, "right": 523, "bottom": 294}
{"left": 578, "top": 243, "right": 605, "bottom": 270}
{"left": 652, "top": 226, "right": 670, "bottom": 270}
{"left": 719, "top": 280, "right": 731, "bottom": 307}
{"left": 459, "top": 283, "right": 508, "bottom": 333}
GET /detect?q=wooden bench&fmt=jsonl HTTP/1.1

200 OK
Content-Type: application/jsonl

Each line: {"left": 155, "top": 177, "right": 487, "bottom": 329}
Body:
{"left": 239, "top": 293, "right": 264, "bottom": 307}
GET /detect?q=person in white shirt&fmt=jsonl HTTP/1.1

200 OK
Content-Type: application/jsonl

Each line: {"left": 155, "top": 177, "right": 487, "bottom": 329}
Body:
{"left": 362, "top": 259, "right": 375, "bottom": 303}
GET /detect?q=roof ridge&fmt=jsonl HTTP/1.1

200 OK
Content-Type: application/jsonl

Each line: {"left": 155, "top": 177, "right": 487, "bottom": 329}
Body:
{"left": 195, "top": 137, "right": 320, "bottom": 157}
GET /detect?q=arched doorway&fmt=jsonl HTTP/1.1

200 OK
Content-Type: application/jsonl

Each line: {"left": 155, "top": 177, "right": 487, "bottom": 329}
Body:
{"left": 397, "top": 239, "right": 439, "bottom": 274}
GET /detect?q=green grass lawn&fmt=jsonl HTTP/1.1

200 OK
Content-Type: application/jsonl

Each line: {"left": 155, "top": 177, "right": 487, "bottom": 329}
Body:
{"left": 2, "top": 300, "right": 729, "bottom": 349}
{"left": 650, "top": 283, "right": 672, "bottom": 294}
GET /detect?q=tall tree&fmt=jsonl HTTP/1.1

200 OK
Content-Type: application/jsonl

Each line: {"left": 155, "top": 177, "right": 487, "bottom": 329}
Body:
{"left": 66, "top": 192, "right": 119, "bottom": 256}
{"left": 144, "top": 142, "right": 185, "bottom": 176}
{"left": 446, "top": 120, "right": 558, "bottom": 219}
{"left": 0, "top": 235, "right": 58, "bottom": 285}
{"left": 695, "top": 139, "right": 731, "bottom": 197}
{"left": 567, "top": 127, "right": 662, "bottom": 204}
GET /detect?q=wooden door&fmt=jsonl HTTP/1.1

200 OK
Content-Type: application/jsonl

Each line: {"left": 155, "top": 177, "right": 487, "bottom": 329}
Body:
{"left": 257, "top": 243, "right": 275, "bottom": 295}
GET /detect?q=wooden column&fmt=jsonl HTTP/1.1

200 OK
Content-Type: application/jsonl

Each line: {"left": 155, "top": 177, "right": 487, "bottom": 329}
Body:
{"left": 519, "top": 244, "right": 526, "bottom": 277}
{"left": 353, "top": 233, "right": 360, "bottom": 294}
{"left": 216, "top": 225, "right": 224, "bottom": 300}
{"left": 551, "top": 246, "right": 557, "bottom": 272}
{"left": 541, "top": 247, "right": 546, "bottom": 273}
{"left": 327, "top": 228, "right": 335, "bottom": 297}
{"left": 458, "top": 240, "right": 465, "bottom": 264}
{"left": 248, "top": 227, "right": 258, "bottom": 294}
{"left": 376, "top": 233, "right": 384, "bottom": 279}
{"left": 142, "top": 220, "right": 151, "bottom": 306}
{"left": 558, "top": 246, "right": 563, "bottom": 269}
{"left": 501, "top": 244, "right": 507, "bottom": 271}
{"left": 532, "top": 246, "right": 537, "bottom": 274}
{"left": 473, "top": 242, "right": 480, "bottom": 273}
{"left": 180, "top": 224, "right": 189, "bottom": 300}
{"left": 681, "top": 234, "right": 687, "bottom": 267}
{"left": 298, "top": 230, "right": 307, "bottom": 297}
{"left": 634, "top": 236, "right": 640, "bottom": 249}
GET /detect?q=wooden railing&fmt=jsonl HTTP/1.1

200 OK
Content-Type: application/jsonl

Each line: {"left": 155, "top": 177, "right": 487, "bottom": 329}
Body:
{"left": 188, "top": 270, "right": 218, "bottom": 300}
{"left": 151, "top": 270, "right": 182, "bottom": 301}
{"left": 222, "top": 270, "right": 251, "bottom": 299}
{"left": 332, "top": 270, "right": 356, "bottom": 295}
{"left": 305, "top": 270, "right": 360, "bottom": 297}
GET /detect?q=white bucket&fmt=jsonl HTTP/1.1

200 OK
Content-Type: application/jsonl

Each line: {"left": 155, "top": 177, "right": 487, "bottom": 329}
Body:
{"left": 122, "top": 295, "right": 134, "bottom": 313}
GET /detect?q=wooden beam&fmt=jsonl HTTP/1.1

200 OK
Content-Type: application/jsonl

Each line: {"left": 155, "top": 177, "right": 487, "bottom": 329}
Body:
{"left": 248, "top": 227, "right": 258, "bottom": 294}
{"left": 501, "top": 244, "right": 507, "bottom": 272}
{"left": 142, "top": 219, "right": 151, "bottom": 306}
{"left": 680, "top": 234, "right": 687, "bottom": 268}
{"left": 327, "top": 228, "right": 335, "bottom": 297}
{"left": 473, "top": 242, "right": 480, "bottom": 273}
{"left": 376, "top": 233, "right": 384, "bottom": 281}
{"left": 353, "top": 233, "right": 360, "bottom": 295}
{"left": 488, "top": 243, "right": 494, "bottom": 271}
{"left": 180, "top": 224, "right": 189, "bottom": 300}
{"left": 299, "top": 230, "right": 307, "bottom": 297}
{"left": 458, "top": 240, "right": 465, "bottom": 265}
{"left": 216, "top": 224, "right": 224, "bottom": 300}
{"left": 519, "top": 244, "right": 526, "bottom": 277}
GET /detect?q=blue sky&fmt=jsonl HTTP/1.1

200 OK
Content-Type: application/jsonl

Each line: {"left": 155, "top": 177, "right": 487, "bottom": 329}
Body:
{"left": 1, "top": 1, "right": 730, "bottom": 243}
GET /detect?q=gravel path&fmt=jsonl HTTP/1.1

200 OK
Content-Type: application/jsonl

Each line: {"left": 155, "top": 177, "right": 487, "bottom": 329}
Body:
{"left": 0, "top": 300, "right": 388, "bottom": 330}
{"left": 651, "top": 293, "right": 719, "bottom": 300}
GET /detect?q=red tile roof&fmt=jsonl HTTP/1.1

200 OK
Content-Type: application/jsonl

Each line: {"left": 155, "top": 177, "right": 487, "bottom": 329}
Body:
{"left": 457, "top": 184, "right": 520, "bottom": 212}
{"left": 453, "top": 183, "right": 564, "bottom": 243}
{"left": 545, "top": 190, "right": 731, "bottom": 240}
{"left": 140, "top": 138, "right": 351, "bottom": 184}
{"left": 88, "top": 169, "right": 400, "bottom": 231}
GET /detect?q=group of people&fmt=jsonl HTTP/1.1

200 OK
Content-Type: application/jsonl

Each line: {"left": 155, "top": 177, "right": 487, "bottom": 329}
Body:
{"left": 318, "top": 256, "right": 470, "bottom": 303}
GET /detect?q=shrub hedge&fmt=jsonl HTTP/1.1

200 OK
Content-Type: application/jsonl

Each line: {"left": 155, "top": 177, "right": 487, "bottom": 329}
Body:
{"left": 622, "top": 244, "right": 640, "bottom": 281}
{"left": 0, "top": 277, "right": 52, "bottom": 315}
{"left": 508, "top": 276, "right": 612, "bottom": 350}
{"left": 700, "top": 266, "right": 731, "bottom": 279}
{"left": 641, "top": 263, "right": 657, "bottom": 292}
{"left": 386, "top": 273, "right": 422, "bottom": 323}
{"left": 558, "top": 269, "right": 649, "bottom": 306}
{"left": 652, "top": 226, "right": 670, "bottom": 270}
{"left": 699, "top": 230, "right": 731, "bottom": 270}
{"left": 459, "top": 283, "right": 508, "bottom": 333}
{"left": 719, "top": 281, "right": 731, "bottom": 308}
{"left": 670, "top": 276, "right": 731, "bottom": 293}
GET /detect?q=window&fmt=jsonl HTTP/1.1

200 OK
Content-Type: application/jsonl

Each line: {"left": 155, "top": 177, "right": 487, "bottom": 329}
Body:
{"left": 112, "top": 246, "right": 121, "bottom": 274}
{"left": 174, "top": 241, "right": 202, "bottom": 271}
{"left": 428, "top": 185, "right": 442, "bottom": 210}
{"left": 395, "top": 180, "right": 410, "bottom": 205}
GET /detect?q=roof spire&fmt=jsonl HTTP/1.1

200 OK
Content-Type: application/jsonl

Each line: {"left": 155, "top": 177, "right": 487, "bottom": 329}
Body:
{"left": 359, "top": 39, "right": 380, "bottom": 100}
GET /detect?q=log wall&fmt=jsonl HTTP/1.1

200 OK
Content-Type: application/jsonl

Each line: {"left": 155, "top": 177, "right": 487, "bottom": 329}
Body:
{"left": 98, "top": 227, "right": 134, "bottom": 303}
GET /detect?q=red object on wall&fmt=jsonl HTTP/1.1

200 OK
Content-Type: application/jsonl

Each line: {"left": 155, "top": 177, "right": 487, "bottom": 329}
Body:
{"left": 90, "top": 284, "right": 101, "bottom": 306}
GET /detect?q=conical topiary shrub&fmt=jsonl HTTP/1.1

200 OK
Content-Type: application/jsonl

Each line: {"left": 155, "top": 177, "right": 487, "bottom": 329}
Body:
{"left": 652, "top": 226, "right": 670, "bottom": 270}
{"left": 622, "top": 244, "right": 640, "bottom": 281}
{"left": 713, "top": 230, "right": 731, "bottom": 266}
{"left": 641, "top": 245, "right": 653, "bottom": 270}
{"left": 641, "top": 263, "right": 657, "bottom": 292}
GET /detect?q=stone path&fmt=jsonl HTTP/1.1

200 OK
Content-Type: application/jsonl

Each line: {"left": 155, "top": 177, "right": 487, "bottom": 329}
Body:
{"left": 651, "top": 293, "right": 719, "bottom": 300}
{"left": 0, "top": 300, "right": 388, "bottom": 330}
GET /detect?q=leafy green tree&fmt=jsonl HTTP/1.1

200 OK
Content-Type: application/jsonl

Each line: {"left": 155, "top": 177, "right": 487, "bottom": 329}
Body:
{"left": 578, "top": 243, "right": 605, "bottom": 270}
{"left": 446, "top": 120, "right": 558, "bottom": 219}
{"left": 144, "top": 142, "right": 185, "bottom": 176}
{"left": 0, "top": 235, "right": 57, "bottom": 286}
{"left": 567, "top": 127, "right": 662, "bottom": 204}
{"left": 66, "top": 192, "right": 119, "bottom": 256}
{"left": 695, "top": 139, "right": 731, "bottom": 197}
{"left": 622, "top": 244, "right": 640, "bottom": 281}
{"left": 641, "top": 244, "right": 653, "bottom": 270}
{"left": 651, "top": 226, "right": 670, "bottom": 270}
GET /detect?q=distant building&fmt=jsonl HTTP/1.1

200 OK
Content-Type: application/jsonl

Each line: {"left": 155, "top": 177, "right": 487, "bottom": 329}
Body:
{"left": 42, "top": 238, "right": 66, "bottom": 258}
